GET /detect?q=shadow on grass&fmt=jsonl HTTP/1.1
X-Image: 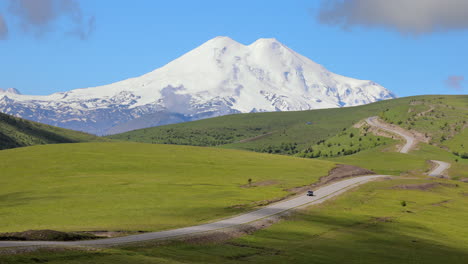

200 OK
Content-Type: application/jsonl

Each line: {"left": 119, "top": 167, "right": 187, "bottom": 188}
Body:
{"left": 0, "top": 192, "right": 63, "bottom": 207}
{"left": 130, "top": 212, "right": 468, "bottom": 264}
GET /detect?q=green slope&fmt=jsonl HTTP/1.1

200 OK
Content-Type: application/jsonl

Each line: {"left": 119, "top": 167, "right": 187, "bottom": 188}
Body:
{"left": 0, "top": 112, "right": 105, "bottom": 150}
{"left": 4, "top": 178, "right": 468, "bottom": 264}
{"left": 0, "top": 142, "right": 335, "bottom": 233}
{"left": 108, "top": 95, "right": 467, "bottom": 157}
{"left": 378, "top": 95, "right": 468, "bottom": 147}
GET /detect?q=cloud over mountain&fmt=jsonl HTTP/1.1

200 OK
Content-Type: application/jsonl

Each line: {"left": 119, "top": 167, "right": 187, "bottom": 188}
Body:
{"left": 316, "top": 0, "right": 468, "bottom": 35}
{"left": 0, "top": 14, "right": 7, "bottom": 39}
{"left": 1, "top": 0, "right": 94, "bottom": 40}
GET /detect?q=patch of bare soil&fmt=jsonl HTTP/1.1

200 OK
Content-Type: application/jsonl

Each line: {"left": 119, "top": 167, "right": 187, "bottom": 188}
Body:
{"left": 0, "top": 230, "right": 100, "bottom": 241}
{"left": 288, "top": 164, "right": 376, "bottom": 194}
{"left": 353, "top": 120, "right": 366, "bottom": 128}
{"left": 460, "top": 178, "right": 468, "bottom": 183}
{"left": 391, "top": 182, "right": 458, "bottom": 191}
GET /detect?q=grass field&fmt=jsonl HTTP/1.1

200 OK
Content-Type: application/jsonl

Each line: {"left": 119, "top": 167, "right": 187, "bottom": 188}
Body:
{"left": 0, "top": 112, "right": 105, "bottom": 150}
{"left": 4, "top": 178, "right": 468, "bottom": 264}
{"left": 444, "top": 129, "right": 468, "bottom": 158}
{"left": 328, "top": 145, "right": 429, "bottom": 176}
{"left": 297, "top": 127, "right": 395, "bottom": 158}
{"left": 409, "top": 143, "right": 468, "bottom": 180}
{"left": 0, "top": 142, "right": 335, "bottom": 233}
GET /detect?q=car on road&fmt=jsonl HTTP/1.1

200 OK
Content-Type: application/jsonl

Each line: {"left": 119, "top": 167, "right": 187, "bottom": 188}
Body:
{"left": 307, "top": 190, "right": 314, "bottom": 196}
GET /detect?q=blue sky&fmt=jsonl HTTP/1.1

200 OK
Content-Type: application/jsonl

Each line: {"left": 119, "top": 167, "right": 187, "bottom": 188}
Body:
{"left": 0, "top": 0, "right": 467, "bottom": 97}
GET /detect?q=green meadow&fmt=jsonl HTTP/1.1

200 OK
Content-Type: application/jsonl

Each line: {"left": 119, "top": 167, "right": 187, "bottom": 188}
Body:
{"left": 379, "top": 95, "right": 468, "bottom": 146}
{"left": 3, "top": 178, "right": 468, "bottom": 264}
{"left": 0, "top": 142, "right": 335, "bottom": 233}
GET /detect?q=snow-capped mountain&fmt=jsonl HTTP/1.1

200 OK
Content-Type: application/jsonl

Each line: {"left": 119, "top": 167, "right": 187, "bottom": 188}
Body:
{"left": 0, "top": 37, "right": 396, "bottom": 135}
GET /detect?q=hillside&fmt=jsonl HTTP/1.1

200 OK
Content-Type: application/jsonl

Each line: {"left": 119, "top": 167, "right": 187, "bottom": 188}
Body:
{"left": 0, "top": 142, "right": 335, "bottom": 233}
{"left": 109, "top": 95, "right": 467, "bottom": 156}
{"left": 0, "top": 112, "right": 105, "bottom": 150}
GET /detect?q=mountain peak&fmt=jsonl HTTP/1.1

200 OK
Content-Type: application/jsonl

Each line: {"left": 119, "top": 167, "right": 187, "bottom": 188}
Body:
{"left": 251, "top": 37, "right": 280, "bottom": 44}
{"left": 204, "top": 36, "right": 242, "bottom": 48}
{"left": 249, "top": 38, "right": 283, "bottom": 48}
{"left": 0, "top": 88, "right": 21, "bottom": 95}
{"left": 0, "top": 37, "right": 395, "bottom": 135}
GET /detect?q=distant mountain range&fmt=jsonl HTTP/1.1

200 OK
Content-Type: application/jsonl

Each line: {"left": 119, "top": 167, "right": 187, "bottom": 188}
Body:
{"left": 0, "top": 37, "right": 395, "bottom": 135}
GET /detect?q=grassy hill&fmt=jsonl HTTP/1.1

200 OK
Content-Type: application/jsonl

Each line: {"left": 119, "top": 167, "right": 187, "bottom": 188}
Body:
{"left": 0, "top": 112, "right": 104, "bottom": 150}
{"left": 4, "top": 177, "right": 468, "bottom": 264}
{"left": 378, "top": 96, "right": 468, "bottom": 151}
{"left": 108, "top": 95, "right": 468, "bottom": 179}
{"left": 108, "top": 95, "right": 467, "bottom": 157}
{"left": 0, "top": 142, "right": 335, "bottom": 233}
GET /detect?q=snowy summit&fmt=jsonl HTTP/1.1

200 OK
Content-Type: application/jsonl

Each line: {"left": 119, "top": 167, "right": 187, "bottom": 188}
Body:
{"left": 0, "top": 37, "right": 395, "bottom": 135}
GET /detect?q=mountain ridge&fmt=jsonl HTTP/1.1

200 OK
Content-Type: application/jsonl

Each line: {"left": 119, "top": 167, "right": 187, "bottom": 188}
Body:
{"left": 0, "top": 36, "right": 395, "bottom": 135}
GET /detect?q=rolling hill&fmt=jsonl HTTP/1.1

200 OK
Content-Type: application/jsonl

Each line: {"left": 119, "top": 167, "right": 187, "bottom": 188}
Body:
{"left": 0, "top": 112, "right": 105, "bottom": 150}
{"left": 108, "top": 95, "right": 467, "bottom": 155}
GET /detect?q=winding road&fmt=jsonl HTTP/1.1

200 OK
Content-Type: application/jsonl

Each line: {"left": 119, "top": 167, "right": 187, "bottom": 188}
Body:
{"left": 366, "top": 116, "right": 450, "bottom": 177}
{"left": 428, "top": 160, "right": 451, "bottom": 177}
{"left": 0, "top": 117, "right": 451, "bottom": 249}
{"left": 366, "top": 116, "right": 414, "bottom": 153}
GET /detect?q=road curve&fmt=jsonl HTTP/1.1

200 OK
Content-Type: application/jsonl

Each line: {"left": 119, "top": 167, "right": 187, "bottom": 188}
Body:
{"left": 366, "top": 116, "right": 414, "bottom": 153}
{"left": 0, "top": 175, "right": 385, "bottom": 248}
{"left": 366, "top": 116, "right": 451, "bottom": 177}
{"left": 428, "top": 160, "right": 451, "bottom": 177}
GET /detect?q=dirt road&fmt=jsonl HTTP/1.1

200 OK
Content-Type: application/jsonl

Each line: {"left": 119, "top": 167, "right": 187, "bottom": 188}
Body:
{"left": 366, "top": 116, "right": 414, "bottom": 153}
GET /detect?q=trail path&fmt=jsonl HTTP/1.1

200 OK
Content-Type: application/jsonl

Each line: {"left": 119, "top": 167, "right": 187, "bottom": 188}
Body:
{"left": 366, "top": 116, "right": 414, "bottom": 153}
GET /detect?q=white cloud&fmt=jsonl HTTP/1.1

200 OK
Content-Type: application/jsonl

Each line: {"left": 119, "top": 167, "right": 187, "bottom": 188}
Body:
{"left": 316, "top": 0, "right": 468, "bottom": 34}
{"left": 6, "top": 0, "right": 94, "bottom": 39}
{"left": 0, "top": 14, "right": 7, "bottom": 39}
